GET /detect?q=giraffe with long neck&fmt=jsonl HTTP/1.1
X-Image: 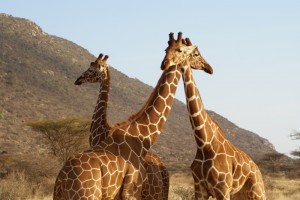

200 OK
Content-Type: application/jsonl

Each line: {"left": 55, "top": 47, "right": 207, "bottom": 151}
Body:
{"left": 75, "top": 54, "right": 110, "bottom": 147}
{"left": 162, "top": 37, "right": 266, "bottom": 200}
{"left": 74, "top": 53, "right": 169, "bottom": 199}
{"left": 53, "top": 32, "right": 211, "bottom": 200}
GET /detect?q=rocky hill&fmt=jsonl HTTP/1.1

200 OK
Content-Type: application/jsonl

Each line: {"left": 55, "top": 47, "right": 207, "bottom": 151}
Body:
{"left": 0, "top": 14, "right": 276, "bottom": 171}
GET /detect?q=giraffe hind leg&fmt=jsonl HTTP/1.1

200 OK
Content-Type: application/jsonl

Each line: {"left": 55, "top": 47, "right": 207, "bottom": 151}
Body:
{"left": 243, "top": 173, "right": 266, "bottom": 200}
{"left": 246, "top": 184, "right": 266, "bottom": 200}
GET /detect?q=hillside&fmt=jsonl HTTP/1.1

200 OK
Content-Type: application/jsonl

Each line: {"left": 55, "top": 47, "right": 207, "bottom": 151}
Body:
{"left": 0, "top": 13, "right": 277, "bottom": 172}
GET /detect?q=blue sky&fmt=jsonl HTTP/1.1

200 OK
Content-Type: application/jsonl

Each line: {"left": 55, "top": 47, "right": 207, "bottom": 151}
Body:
{"left": 1, "top": 1, "right": 299, "bottom": 156}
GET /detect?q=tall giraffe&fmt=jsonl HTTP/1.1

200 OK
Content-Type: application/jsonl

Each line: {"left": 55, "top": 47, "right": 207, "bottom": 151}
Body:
{"left": 75, "top": 54, "right": 110, "bottom": 147}
{"left": 74, "top": 53, "right": 169, "bottom": 199}
{"left": 53, "top": 32, "right": 212, "bottom": 200}
{"left": 161, "top": 37, "right": 266, "bottom": 199}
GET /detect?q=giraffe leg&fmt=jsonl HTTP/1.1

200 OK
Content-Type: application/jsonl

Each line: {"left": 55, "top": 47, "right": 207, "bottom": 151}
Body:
{"left": 246, "top": 188, "right": 266, "bottom": 200}
{"left": 191, "top": 171, "right": 210, "bottom": 199}
{"left": 244, "top": 180, "right": 266, "bottom": 200}
{"left": 191, "top": 161, "right": 211, "bottom": 199}
{"left": 213, "top": 180, "right": 231, "bottom": 200}
{"left": 121, "top": 167, "right": 146, "bottom": 200}
{"left": 240, "top": 183, "right": 266, "bottom": 200}
{"left": 194, "top": 181, "right": 211, "bottom": 200}
{"left": 213, "top": 188, "right": 230, "bottom": 200}
{"left": 242, "top": 171, "right": 266, "bottom": 200}
{"left": 142, "top": 162, "right": 169, "bottom": 200}
{"left": 161, "top": 167, "right": 169, "bottom": 200}
{"left": 53, "top": 176, "right": 63, "bottom": 200}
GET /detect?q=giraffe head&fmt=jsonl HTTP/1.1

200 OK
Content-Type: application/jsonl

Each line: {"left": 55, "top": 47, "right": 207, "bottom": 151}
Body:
{"left": 161, "top": 32, "right": 213, "bottom": 74}
{"left": 74, "top": 53, "right": 109, "bottom": 85}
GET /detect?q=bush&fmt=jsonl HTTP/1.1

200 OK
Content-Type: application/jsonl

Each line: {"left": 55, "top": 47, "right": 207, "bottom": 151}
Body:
{"left": 171, "top": 186, "right": 195, "bottom": 200}
{"left": 26, "top": 117, "right": 90, "bottom": 163}
{"left": 0, "top": 170, "right": 52, "bottom": 200}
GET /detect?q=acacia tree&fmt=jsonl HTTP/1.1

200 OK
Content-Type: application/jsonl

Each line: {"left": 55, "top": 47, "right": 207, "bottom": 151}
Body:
{"left": 258, "top": 152, "right": 285, "bottom": 173}
{"left": 290, "top": 130, "right": 300, "bottom": 158}
{"left": 26, "top": 117, "right": 90, "bottom": 163}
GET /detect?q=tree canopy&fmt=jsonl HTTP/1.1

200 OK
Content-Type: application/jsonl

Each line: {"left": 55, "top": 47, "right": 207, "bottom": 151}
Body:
{"left": 26, "top": 117, "right": 90, "bottom": 163}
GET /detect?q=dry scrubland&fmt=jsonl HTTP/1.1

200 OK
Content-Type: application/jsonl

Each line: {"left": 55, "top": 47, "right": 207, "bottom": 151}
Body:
{"left": 0, "top": 170, "right": 299, "bottom": 200}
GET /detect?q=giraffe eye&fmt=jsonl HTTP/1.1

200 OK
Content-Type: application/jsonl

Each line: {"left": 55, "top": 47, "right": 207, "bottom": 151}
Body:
{"left": 176, "top": 48, "right": 182, "bottom": 53}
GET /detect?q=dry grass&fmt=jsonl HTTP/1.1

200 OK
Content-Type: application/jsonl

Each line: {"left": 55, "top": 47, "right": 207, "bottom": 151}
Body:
{"left": 264, "top": 175, "right": 300, "bottom": 200}
{"left": 168, "top": 173, "right": 300, "bottom": 200}
{"left": 168, "top": 173, "right": 195, "bottom": 200}
{"left": 0, "top": 170, "right": 299, "bottom": 199}
{"left": 0, "top": 170, "right": 53, "bottom": 200}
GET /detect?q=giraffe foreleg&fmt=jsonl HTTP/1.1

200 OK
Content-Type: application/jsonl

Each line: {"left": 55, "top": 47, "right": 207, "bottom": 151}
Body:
{"left": 191, "top": 171, "right": 210, "bottom": 199}
{"left": 121, "top": 167, "right": 146, "bottom": 200}
{"left": 193, "top": 180, "right": 211, "bottom": 200}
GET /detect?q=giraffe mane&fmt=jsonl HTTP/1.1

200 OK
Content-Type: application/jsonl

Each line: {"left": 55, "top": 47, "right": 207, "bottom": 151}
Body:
{"left": 115, "top": 67, "right": 169, "bottom": 127}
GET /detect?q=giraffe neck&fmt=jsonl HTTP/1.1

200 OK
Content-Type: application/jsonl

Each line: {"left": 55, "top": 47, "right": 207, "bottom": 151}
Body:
{"left": 89, "top": 70, "right": 111, "bottom": 147}
{"left": 130, "top": 65, "right": 182, "bottom": 147}
{"left": 182, "top": 66, "right": 215, "bottom": 146}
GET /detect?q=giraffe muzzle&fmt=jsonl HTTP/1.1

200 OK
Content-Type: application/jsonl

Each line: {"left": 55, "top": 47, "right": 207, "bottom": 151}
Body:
{"left": 74, "top": 77, "right": 83, "bottom": 85}
{"left": 202, "top": 62, "right": 213, "bottom": 75}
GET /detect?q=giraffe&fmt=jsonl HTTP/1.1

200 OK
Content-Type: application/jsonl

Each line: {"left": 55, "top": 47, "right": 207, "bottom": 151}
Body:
{"left": 53, "top": 32, "right": 212, "bottom": 200}
{"left": 161, "top": 37, "right": 266, "bottom": 199}
{"left": 74, "top": 54, "right": 110, "bottom": 147}
{"left": 73, "top": 53, "right": 169, "bottom": 199}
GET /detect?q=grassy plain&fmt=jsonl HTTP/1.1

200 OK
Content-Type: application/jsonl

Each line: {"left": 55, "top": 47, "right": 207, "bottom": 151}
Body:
{"left": 1, "top": 170, "right": 299, "bottom": 200}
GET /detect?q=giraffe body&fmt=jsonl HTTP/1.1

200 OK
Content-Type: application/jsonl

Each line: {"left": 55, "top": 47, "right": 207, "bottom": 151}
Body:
{"left": 161, "top": 35, "right": 266, "bottom": 199}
